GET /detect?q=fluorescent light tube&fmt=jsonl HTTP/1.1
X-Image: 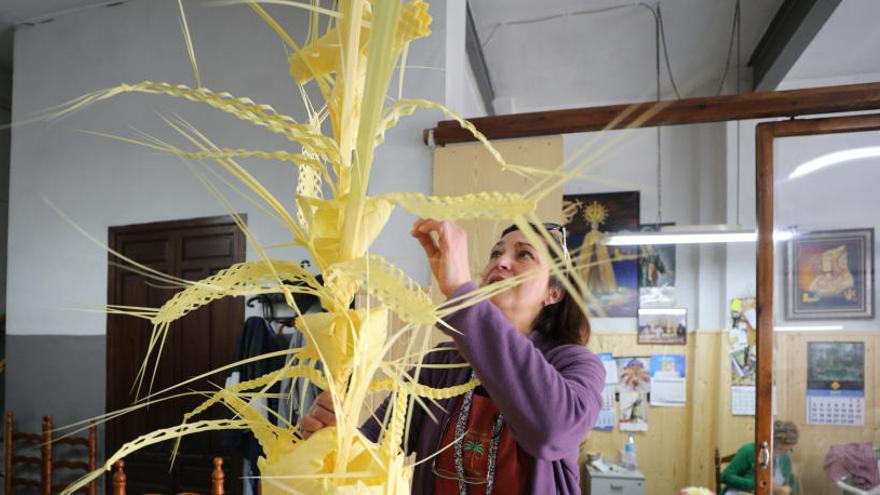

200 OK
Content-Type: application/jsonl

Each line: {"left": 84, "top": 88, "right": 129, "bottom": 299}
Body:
{"left": 774, "top": 325, "right": 843, "bottom": 332}
{"left": 605, "top": 225, "right": 795, "bottom": 246}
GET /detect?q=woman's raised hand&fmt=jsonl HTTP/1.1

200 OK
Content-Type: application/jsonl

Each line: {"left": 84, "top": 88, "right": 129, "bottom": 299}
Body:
{"left": 297, "top": 390, "right": 336, "bottom": 439}
{"left": 411, "top": 219, "right": 472, "bottom": 297}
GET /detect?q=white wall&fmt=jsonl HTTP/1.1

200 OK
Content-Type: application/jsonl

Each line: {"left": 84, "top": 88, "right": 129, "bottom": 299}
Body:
{"left": 564, "top": 115, "right": 880, "bottom": 335}
{"left": 721, "top": 17, "right": 880, "bottom": 331}
{"left": 442, "top": 0, "right": 485, "bottom": 118}
{"left": 563, "top": 123, "right": 728, "bottom": 331}
{"left": 460, "top": 57, "right": 487, "bottom": 118}
{"left": 724, "top": 119, "right": 880, "bottom": 330}
{"left": 0, "top": 106, "right": 9, "bottom": 316}
{"left": 8, "top": 0, "right": 450, "bottom": 337}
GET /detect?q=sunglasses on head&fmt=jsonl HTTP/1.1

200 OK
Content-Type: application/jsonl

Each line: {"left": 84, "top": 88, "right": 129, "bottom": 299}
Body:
{"left": 501, "top": 223, "right": 571, "bottom": 264}
{"left": 543, "top": 223, "right": 571, "bottom": 263}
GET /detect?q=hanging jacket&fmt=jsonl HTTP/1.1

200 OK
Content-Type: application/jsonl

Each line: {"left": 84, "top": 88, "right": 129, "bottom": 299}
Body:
{"left": 278, "top": 328, "right": 321, "bottom": 426}
{"left": 219, "top": 317, "right": 285, "bottom": 479}
{"left": 825, "top": 443, "right": 880, "bottom": 490}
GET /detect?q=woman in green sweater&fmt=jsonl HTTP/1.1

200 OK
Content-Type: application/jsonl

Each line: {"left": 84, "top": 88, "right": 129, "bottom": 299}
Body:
{"left": 721, "top": 420, "right": 800, "bottom": 494}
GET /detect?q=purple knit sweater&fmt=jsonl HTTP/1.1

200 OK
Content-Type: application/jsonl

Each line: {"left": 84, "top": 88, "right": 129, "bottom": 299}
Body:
{"left": 362, "top": 282, "right": 605, "bottom": 494}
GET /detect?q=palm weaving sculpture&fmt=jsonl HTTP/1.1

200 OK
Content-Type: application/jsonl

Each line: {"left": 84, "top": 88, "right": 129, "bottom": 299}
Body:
{"left": 51, "top": 1, "right": 645, "bottom": 493}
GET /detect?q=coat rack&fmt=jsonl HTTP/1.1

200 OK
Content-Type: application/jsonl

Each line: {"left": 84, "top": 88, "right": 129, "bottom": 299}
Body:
{"left": 246, "top": 261, "right": 321, "bottom": 325}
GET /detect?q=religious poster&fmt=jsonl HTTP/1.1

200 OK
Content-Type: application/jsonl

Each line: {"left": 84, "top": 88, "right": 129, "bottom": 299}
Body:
{"left": 729, "top": 297, "right": 757, "bottom": 386}
{"left": 785, "top": 228, "right": 874, "bottom": 319}
{"left": 615, "top": 357, "right": 650, "bottom": 430}
{"left": 638, "top": 223, "right": 676, "bottom": 306}
{"left": 562, "top": 192, "right": 640, "bottom": 317}
{"left": 806, "top": 342, "right": 865, "bottom": 426}
{"left": 616, "top": 357, "right": 651, "bottom": 393}
{"left": 618, "top": 391, "right": 648, "bottom": 432}
{"left": 637, "top": 308, "right": 687, "bottom": 345}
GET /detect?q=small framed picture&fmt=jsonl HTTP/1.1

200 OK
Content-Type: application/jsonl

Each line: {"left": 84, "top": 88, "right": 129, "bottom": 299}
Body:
{"left": 637, "top": 308, "right": 687, "bottom": 345}
{"left": 784, "top": 228, "right": 874, "bottom": 320}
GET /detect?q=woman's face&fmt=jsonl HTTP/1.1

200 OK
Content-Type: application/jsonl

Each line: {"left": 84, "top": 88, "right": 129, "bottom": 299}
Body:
{"left": 480, "top": 230, "right": 560, "bottom": 319}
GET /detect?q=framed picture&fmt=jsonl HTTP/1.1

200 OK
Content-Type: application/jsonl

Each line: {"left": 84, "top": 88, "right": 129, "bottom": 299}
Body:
{"left": 639, "top": 223, "right": 676, "bottom": 306}
{"left": 784, "top": 228, "right": 874, "bottom": 320}
{"left": 807, "top": 342, "right": 865, "bottom": 391}
{"left": 637, "top": 308, "right": 687, "bottom": 345}
{"left": 562, "top": 191, "right": 640, "bottom": 317}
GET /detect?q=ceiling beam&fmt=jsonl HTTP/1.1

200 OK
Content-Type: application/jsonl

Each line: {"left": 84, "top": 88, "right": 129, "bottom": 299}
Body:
{"left": 748, "top": 0, "right": 841, "bottom": 92}
{"left": 464, "top": 1, "right": 495, "bottom": 116}
{"left": 425, "top": 82, "right": 880, "bottom": 146}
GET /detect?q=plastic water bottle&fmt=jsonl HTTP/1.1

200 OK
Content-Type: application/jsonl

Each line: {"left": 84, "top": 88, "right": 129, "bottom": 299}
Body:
{"left": 620, "top": 433, "right": 638, "bottom": 470}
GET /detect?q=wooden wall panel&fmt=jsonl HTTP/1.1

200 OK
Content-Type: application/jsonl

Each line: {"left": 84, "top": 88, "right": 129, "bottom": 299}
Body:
{"left": 774, "top": 331, "right": 880, "bottom": 494}
{"left": 581, "top": 331, "right": 754, "bottom": 494}
{"left": 432, "top": 135, "right": 564, "bottom": 281}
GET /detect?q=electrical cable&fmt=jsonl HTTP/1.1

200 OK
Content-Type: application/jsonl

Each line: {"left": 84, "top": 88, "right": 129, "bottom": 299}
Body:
{"left": 479, "top": 1, "right": 742, "bottom": 100}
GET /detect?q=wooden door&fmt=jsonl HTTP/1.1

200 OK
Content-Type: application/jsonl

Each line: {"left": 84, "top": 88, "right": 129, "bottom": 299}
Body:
{"left": 106, "top": 216, "right": 246, "bottom": 494}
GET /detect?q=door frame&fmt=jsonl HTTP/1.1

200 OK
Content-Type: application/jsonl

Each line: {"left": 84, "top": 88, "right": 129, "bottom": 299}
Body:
{"left": 754, "top": 114, "right": 880, "bottom": 491}
{"left": 105, "top": 214, "right": 246, "bottom": 491}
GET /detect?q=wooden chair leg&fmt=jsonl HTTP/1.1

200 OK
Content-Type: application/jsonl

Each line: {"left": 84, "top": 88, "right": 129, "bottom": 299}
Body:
{"left": 42, "top": 415, "right": 53, "bottom": 495}
{"left": 212, "top": 457, "right": 225, "bottom": 495}
{"left": 112, "top": 460, "right": 127, "bottom": 495}
{"left": 4, "top": 411, "right": 13, "bottom": 495}
{"left": 88, "top": 422, "right": 98, "bottom": 495}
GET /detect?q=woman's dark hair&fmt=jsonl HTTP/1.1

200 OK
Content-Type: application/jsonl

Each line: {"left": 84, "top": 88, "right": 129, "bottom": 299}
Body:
{"left": 500, "top": 224, "right": 591, "bottom": 346}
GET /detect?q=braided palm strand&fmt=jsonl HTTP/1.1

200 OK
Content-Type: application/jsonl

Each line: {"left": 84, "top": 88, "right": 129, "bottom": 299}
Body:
{"left": 175, "top": 148, "right": 327, "bottom": 174}
{"left": 61, "top": 419, "right": 251, "bottom": 495}
{"left": 376, "top": 99, "right": 545, "bottom": 179}
{"left": 182, "top": 364, "right": 326, "bottom": 422}
{"left": 61, "top": 81, "right": 340, "bottom": 162}
{"left": 153, "top": 260, "right": 317, "bottom": 324}
{"left": 367, "top": 377, "right": 479, "bottom": 399}
{"left": 383, "top": 390, "right": 409, "bottom": 455}
{"left": 383, "top": 192, "right": 536, "bottom": 220}
{"left": 328, "top": 255, "right": 435, "bottom": 325}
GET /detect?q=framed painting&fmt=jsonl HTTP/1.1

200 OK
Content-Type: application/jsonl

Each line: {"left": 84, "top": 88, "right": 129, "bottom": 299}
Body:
{"left": 639, "top": 222, "right": 676, "bottom": 306}
{"left": 784, "top": 228, "right": 874, "bottom": 320}
{"left": 637, "top": 308, "right": 687, "bottom": 345}
{"left": 562, "top": 191, "right": 640, "bottom": 317}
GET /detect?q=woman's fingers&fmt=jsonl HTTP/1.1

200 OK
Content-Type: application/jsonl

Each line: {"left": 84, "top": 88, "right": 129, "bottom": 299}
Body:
{"left": 312, "top": 391, "right": 337, "bottom": 425}
{"left": 410, "top": 218, "right": 471, "bottom": 297}
{"left": 411, "top": 218, "right": 440, "bottom": 258}
{"left": 313, "top": 390, "right": 334, "bottom": 410}
{"left": 311, "top": 402, "right": 337, "bottom": 426}
{"left": 298, "top": 415, "right": 323, "bottom": 439}
{"left": 297, "top": 391, "right": 337, "bottom": 439}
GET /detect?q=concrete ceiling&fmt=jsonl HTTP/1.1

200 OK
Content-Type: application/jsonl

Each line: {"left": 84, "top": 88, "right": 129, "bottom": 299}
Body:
{"left": 1, "top": 0, "right": 878, "bottom": 101}
{"left": 0, "top": 0, "right": 130, "bottom": 71}
{"left": 782, "top": 0, "right": 880, "bottom": 86}
{"left": 469, "top": 0, "right": 786, "bottom": 111}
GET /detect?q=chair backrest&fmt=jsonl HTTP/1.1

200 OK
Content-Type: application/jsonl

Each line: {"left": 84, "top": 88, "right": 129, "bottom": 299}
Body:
{"left": 44, "top": 415, "right": 98, "bottom": 495}
{"left": 111, "top": 456, "right": 226, "bottom": 495}
{"left": 714, "top": 447, "right": 737, "bottom": 494}
{"left": 5, "top": 411, "right": 50, "bottom": 495}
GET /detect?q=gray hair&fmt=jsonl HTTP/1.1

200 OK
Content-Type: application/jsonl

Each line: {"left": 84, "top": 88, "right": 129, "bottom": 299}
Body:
{"left": 773, "top": 420, "right": 799, "bottom": 446}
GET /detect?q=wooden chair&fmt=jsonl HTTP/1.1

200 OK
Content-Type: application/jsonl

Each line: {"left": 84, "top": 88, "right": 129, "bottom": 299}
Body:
{"left": 714, "top": 447, "right": 736, "bottom": 494}
{"left": 5, "top": 411, "right": 49, "bottom": 494}
{"left": 111, "top": 457, "right": 226, "bottom": 495}
{"left": 4, "top": 413, "right": 98, "bottom": 495}
{"left": 44, "top": 415, "right": 98, "bottom": 495}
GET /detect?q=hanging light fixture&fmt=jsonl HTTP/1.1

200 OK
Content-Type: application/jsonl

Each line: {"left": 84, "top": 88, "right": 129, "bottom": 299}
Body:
{"left": 606, "top": 224, "right": 794, "bottom": 246}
